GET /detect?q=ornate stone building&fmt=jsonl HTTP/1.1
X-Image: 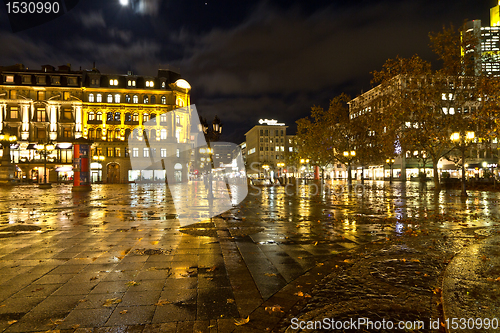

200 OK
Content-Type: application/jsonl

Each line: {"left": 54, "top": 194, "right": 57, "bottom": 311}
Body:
{"left": 0, "top": 63, "right": 192, "bottom": 183}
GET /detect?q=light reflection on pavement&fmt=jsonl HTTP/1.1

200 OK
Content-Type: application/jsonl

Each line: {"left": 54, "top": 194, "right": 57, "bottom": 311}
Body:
{"left": 0, "top": 181, "right": 499, "bottom": 331}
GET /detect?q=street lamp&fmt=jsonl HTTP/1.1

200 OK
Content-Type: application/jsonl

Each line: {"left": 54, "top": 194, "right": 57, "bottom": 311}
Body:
{"left": 450, "top": 131, "right": 475, "bottom": 196}
{"left": 386, "top": 158, "right": 395, "bottom": 184}
{"left": 343, "top": 150, "right": 356, "bottom": 186}
{"left": 199, "top": 115, "right": 223, "bottom": 143}
{"left": 36, "top": 140, "right": 55, "bottom": 188}
{"left": 0, "top": 132, "right": 17, "bottom": 185}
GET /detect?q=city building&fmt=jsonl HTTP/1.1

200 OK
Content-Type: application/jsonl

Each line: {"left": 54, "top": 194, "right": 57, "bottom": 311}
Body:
{"left": 0, "top": 63, "right": 83, "bottom": 182}
{"left": 0, "top": 63, "right": 192, "bottom": 184}
{"left": 465, "top": 2, "right": 500, "bottom": 76}
{"left": 81, "top": 66, "right": 192, "bottom": 183}
{"left": 244, "top": 119, "right": 293, "bottom": 178}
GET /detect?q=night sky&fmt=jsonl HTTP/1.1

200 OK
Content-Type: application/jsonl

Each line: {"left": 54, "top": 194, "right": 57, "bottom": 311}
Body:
{"left": 0, "top": 0, "right": 494, "bottom": 143}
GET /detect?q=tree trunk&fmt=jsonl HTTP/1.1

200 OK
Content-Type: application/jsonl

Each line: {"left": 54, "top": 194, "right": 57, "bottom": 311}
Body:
{"left": 361, "top": 165, "right": 365, "bottom": 184}
{"left": 433, "top": 157, "right": 441, "bottom": 192}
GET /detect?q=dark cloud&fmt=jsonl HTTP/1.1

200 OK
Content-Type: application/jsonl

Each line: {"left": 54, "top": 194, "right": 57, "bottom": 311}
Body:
{"left": 0, "top": 0, "right": 492, "bottom": 143}
{"left": 79, "top": 11, "right": 106, "bottom": 29}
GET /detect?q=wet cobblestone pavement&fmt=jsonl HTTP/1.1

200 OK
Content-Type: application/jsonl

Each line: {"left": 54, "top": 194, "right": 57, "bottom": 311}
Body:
{"left": 0, "top": 181, "right": 498, "bottom": 332}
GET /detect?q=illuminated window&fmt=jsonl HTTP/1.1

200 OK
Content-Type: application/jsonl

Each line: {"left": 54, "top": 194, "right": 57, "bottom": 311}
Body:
{"left": 107, "top": 148, "right": 113, "bottom": 157}
{"left": 132, "top": 148, "right": 139, "bottom": 157}
{"left": 110, "top": 79, "right": 118, "bottom": 86}
{"left": 143, "top": 96, "right": 149, "bottom": 104}
{"left": 143, "top": 113, "right": 149, "bottom": 122}
{"left": 161, "top": 96, "right": 166, "bottom": 104}
{"left": 161, "top": 129, "right": 167, "bottom": 139}
{"left": 161, "top": 148, "right": 167, "bottom": 157}
{"left": 36, "top": 108, "right": 46, "bottom": 122}
{"left": 162, "top": 82, "right": 165, "bottom": 88}
{"left": 107, "top": 94, "right": 113, "bottom": 103}
{"left": 133, "top": 95, "right": 138, "bottom": 103}
{"left": 145, "top": 80, "right": 154, "bottom": 88}
{"left": 132, "top": 113, "right": 138, "bottom": 122}
{"left": 107, "top": 112, "right": 113, "bottom": 122}
{"left": 115, "top": 148, "right": 121, "bottom": 157}
{"left": 176, "top": 115, "right": 180, "bottom": 125}
{"left": 96, "top": 112, "right": 102, "bottom": 121}
{"left": 88, "top": 93, "right": 94, "bottom": 102}
{"left": 88, "top": 112, "right": 95, "bottom": 121}
{"left": 160, "top": 114, "right": 167, "bottom": 122}
{"left": 114, "top": 112, "right": 121, "bottom": 122}
{"left": 115, "top": 94, "right": 120, "bottom": 103}
{"left": 96, "top": 94, "right": 102, "bottom": 102}
{"left": 125, "top": 94, "right": 130, "bottom": 103}
{"left": 9, "top": 107, "right": 18, "bottom": 119}
{"left": 5, "top": 75, "right": 14, "bottom": 83}
{"left": 143, "top": 148, "right": 149, "bottom": 158}
{"left": 176, "top": 148, "right": 180, "bottom": 158}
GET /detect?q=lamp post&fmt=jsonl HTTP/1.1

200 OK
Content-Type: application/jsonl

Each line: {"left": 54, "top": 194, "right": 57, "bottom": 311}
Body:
{"left": 450, "top": 131, "right": 475, "bottom": 197}
{"left": 198, "top": 116, "right": 222, "bottom": 199}
{"left": 0, "top": 132, "right": 17, "bottom": 185}
{"left": 386, "top": 158, "right": 395, "bottom": 184}
{"left": 343, "top": 150, "right": 356, "bottom": 186}
{"left": 36, "top": 140, "right": 55, "bottom": 188}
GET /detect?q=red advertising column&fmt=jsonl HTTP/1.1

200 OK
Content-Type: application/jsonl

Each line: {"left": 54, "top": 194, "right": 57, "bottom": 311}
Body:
{"left": 314, "top": 165, "right": 320, "bottom": 180}
{"left": 72, "top": 139, "right": 91, "bottom": 192}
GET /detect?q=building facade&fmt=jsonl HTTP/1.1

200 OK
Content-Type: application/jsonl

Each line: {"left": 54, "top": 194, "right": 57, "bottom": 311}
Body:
{"left": 244, "top": 119, "right": 294, "bottom": 178}
{"left": 0, "top": 63, "right": 192, "bottom": 184}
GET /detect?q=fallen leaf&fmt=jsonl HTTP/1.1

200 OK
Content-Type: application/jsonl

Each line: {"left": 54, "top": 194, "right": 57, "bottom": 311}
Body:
{"left": 126, "top": 281, "right": 140, "bottom": 286}
{"left": 71, "top": 324, "right": 81, "bottom": 329}
{"left": 264, "top": 273, "right": 277, "bottom": 277}
{"left": 411, "top": 259, "right": 420, "bottom": 263}
{"left": 155, "top": 299, "right": 171, "bottom": 306}
{"left": 265, "top": 305, "right": 284, "bottom": 313}
{"left": 207, "top": 266, "right": 217, "bottom": 272}
{"left": 120, "top": 310, "right": 128, "bottom": 314}
{"left": 234, "top": 316, "right": 250, "bottom": 326}
{"left": 8, "top": 320, "right": 17, "bottom": 325}
{"left": 103, "top": 298, "right": 122, "bottom": 307}
{"left": 227, "top": 298, "right": 235, "bottom": 303}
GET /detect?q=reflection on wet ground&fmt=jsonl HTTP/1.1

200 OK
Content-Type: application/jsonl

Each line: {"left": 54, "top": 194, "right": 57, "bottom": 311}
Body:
{"left": 0, "top": 180, "right": 499, "bottom": 331}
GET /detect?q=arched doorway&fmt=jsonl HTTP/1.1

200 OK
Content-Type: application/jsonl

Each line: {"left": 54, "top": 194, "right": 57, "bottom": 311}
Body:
{"left": 107, "top": 163, "right": 120, "bottom": 183}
